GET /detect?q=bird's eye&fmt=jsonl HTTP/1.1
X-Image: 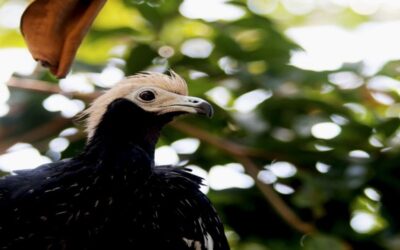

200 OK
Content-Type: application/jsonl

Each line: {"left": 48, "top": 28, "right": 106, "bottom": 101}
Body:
{"left": 139, "top": 90, "right": 156, "bottom": 101}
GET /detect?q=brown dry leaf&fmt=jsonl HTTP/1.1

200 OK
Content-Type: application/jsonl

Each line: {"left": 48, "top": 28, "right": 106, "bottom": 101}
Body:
{"left": 21, "top": 0, "right": 107, "bottom": 78}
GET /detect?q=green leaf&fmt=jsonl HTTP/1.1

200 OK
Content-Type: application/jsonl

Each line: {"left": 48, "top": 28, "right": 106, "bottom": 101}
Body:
{"left": 136, "top": 4, "right": 163, "bottom": 30}
{"left": 0, "top": 30, "right": 25, "bottom": 47}
{"left": 303, "top": 234, "right": 347, "bottom": 250}
{"left": 375, "top": 118, "right": 400, "bottom": 138}
{"left": 125, "top": 44, "right": 158, "bottom": 74}
{"left": 88, "top": 27, "right": 140, "bottom": 41}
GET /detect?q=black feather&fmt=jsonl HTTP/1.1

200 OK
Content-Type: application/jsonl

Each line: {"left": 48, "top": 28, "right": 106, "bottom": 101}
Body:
{"left": 0, "top": 98, "right": 229, "bottom": 250}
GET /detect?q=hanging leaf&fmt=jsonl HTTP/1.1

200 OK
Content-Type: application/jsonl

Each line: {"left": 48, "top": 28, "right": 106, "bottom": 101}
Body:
{"left": 20, "top": 0, "right": 107, "bottom": 78}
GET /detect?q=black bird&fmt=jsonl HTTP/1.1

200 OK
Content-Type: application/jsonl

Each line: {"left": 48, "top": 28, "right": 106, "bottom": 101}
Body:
{"left": 0, "top": 72, "right": 229, "bottom": 250}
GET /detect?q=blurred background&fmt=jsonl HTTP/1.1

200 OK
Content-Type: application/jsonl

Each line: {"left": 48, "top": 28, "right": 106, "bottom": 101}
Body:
{"left": 1, "top": 0, "right": 400, "bottom": 249}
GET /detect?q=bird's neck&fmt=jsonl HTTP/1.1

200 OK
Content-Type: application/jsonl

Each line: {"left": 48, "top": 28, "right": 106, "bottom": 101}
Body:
{"left": 83, "top": 99, "right": 166, "bottom": 161}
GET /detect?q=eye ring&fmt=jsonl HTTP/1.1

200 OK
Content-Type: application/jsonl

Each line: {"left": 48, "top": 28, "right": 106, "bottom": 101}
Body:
{"left": 138, "top": 90, "right": 156, "bottom": 102}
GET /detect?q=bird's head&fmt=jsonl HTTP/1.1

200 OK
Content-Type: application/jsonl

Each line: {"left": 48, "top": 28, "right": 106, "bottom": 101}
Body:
{"left": 83, "top": 72, "right": 212, "bottom": 152}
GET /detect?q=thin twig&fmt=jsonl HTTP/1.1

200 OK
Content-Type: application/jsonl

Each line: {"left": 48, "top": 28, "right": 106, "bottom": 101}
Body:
{"left": 0, "top": 117, "right": 71, "bottom": 154}
{"left": 6, "top": 77, "right": 100, "bottom": 101}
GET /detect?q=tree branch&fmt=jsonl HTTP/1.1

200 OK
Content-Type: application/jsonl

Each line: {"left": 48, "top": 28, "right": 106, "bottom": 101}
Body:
{"left": 171, "top": 121, "right": 317, "bottom": 234}
{"left": 0, "top": 117, "right": 71, "bottom": 154}
{"left": 6, "top": 77, "right": 100, "bottom": 101}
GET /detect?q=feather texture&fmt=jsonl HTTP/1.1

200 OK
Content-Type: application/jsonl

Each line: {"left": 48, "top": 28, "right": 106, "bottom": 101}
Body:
{"left": 0, "top": 92, "right": 229, "bottom": 249}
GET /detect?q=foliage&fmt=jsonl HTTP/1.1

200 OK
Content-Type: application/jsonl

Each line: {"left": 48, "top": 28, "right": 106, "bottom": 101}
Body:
{"left": 1, "top": 0, "right": 400, "bottom": 249}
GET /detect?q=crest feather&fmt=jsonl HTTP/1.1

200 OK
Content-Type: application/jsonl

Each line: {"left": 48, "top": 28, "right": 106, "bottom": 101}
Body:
{"left": 82, "top": 71, "right": 188, "bottom": 139}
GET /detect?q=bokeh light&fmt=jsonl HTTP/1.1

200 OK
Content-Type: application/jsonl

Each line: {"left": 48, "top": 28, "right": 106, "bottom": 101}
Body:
{"left": 0, "top": 143, "right": 51, "bottom": 172}
{"left": 155, "top": 146, "right": 179, "bottom": 166}
{"left": 265, "top": 161, "right": 297, "bottom": 178}
{"left": 171, "top": 138, "right": 200, "bottom": 154}
{"left": 209, "top": 163, "right": 255, "bottom": 190}
{"left": 350, "top": 212, "right": 377, "bottom": 233}
{"left": 234, "top": 89, "right": 272, "bottom": 113}
{"left": 311, "top": 122, "right": 341, "bottom": 140}
{"left": 42, "top": 94, "right": 85, "bottom": 118}
{"left": 180, "top": 38, "right": 214, "bottom": 58}
{"left": 180, "top": 0, "right": 245, "bottom": 21}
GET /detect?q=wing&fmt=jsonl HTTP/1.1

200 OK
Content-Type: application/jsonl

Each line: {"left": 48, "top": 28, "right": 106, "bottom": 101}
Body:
{"left": 0, "top": 159, "right": 83, "bottom": 205}
{"left": 0, "top": 157, "right": 90, "bottom": 236}
{"left": 152, "top": 166, "right": 230, "bottom": 250}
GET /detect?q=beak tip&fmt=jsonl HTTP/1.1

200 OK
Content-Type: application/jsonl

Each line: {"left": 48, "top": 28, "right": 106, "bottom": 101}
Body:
{"left": 198, "top": 102, "right": 214, "bottom": 118}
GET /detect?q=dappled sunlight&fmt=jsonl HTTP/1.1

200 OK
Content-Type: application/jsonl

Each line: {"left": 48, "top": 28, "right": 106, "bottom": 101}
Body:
{"left": 186, "top": 165, "right": 209, "bottom": 194}
{"left": 314, "top": 144, "right": 334, "bottom": 152}
{"left": 42, "top": 94, "right": 85, "bottom": 118}
{"left": 208, "top": 163, "right": 255, "bottom": 190}
{"left": 0, "top": 103, "right": 9, "bottom": 117}
{"left": 247, "top": 0, "right": 279, "bottom": 15}
{"left": 349, "top": 150, "right": 370, "bottom": 159}
{"left": 247, "top": 0, "right": 400, "bottom": 18}
{"left": 49, "top": 137, "right": 70, "bottom": 153}
{"left": 349, "top": 0, "right": 381, "bottom": 15}
{"left": 273, "top": 183, "right": 295, "bottom": 195}
{"left": 234, "top": 89, "right": 272, "bottom": 113}
{"left": 179, "top": 0, "right": 245, "bottom": 22}
{"left": 0, "top": 1, "right": 25, "bottom": 29}
{"left": 59, "top": 127, "right": 79, "bottom": 137}
{"left": 265, "top": 161, "right": 297, "bottom": 178}
{"left": 350, "top": 196, "right": 387, "bottom": 235}
{"left": 154, "top": 146, "right": 179, "bottom": 166}
{"left": 367, "top": 75, "right": 400, "bottom": 93}
{"left": 315, "top": 162, "right": 331, "bottom": 173}
{"left": 328, "top": 71, "right": 363, "bottom": 90}
{"left": 234, "top": 112, "right": 269, "bottom": 133}
{"left": 218, "top": 57, "right": 239, "bottom": 75}
{"left": 206, "top": 86, "right": 232, "bottom": 108}
{"left": 180, "top": 38, "right": 214, "bottom": 59}
{"left": 281, "top": 0, "right": 315, "bottom": 15}
{"left": 311, "top": 122, "right": 341, "bottom": 140}
{"left": 293, "top": 116, "right": 324, "bottom": 138}
{"left": 364, "top": 187, "right": 381, "bottom": 202}
{"left": 350, "top": 212, "right": 377, "bottom": 233}
{"left": 271, "top": 127, "right": 296, "bottom": 142}
{"left": 257, "top": 169, "right": 277, "bottom": 184}
{"left": 287, "top": 21, "right": 400, "bottom": 73}
{"left": 92, "top": 65, "right": 125, "bottom": 88}
{"left": 0, "top": 48, "right": 37, "bottom": 117}
{"left": 0, "top": 49, "right": 36, "bottom": 80}
{"left": 329, "top": 114, "right": 348, "bottom": 126}
{"left": 287, "top": 26, "right": 355, "bottom": 71}
{"left": 343, "top": 103, "right": 368, "bottom": 120}
{"left": 369, "top": 135, "right": 384, "bottom": 148}
{"left": 188, "top": 70, "right": 208, "bottom": 80}
{"left": 60, "top": 74, "right": 95, "bottom": 94}
{"left": 0, "top": 143, "right": 51, "bottom": 172}
{"left": 171, "top": 137, "right": 200, "bottom": 155}
{"left": 346, "top": 165, "right": 366, "bottom": 178}
{"left": 370, "top": 92, "right": 394, "bottom": 105}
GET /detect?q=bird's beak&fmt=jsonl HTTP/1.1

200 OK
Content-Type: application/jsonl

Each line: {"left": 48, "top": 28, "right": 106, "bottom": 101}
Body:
{"left": 182, "top": 96, "right": 214, "bottom": 118}
{"left": 159, "top": 95, "right": 214, "bottom": 118}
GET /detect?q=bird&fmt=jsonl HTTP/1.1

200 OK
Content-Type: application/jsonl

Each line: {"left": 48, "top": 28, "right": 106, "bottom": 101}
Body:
{"left": 0, "top": 72, "right": 229, "bottom": 250}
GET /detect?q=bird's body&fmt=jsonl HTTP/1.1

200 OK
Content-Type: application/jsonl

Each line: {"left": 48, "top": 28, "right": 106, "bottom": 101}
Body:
{"left": 0, "top": 73, "right": 229, "bottom": 249}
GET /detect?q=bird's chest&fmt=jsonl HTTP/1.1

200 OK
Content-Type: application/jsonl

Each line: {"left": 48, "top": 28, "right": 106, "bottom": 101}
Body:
{"left": 63, "top": 169, "right": 162, "bottom": 237}
{"left": 64, "top": 181, "right": 166, "bottom": 249}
